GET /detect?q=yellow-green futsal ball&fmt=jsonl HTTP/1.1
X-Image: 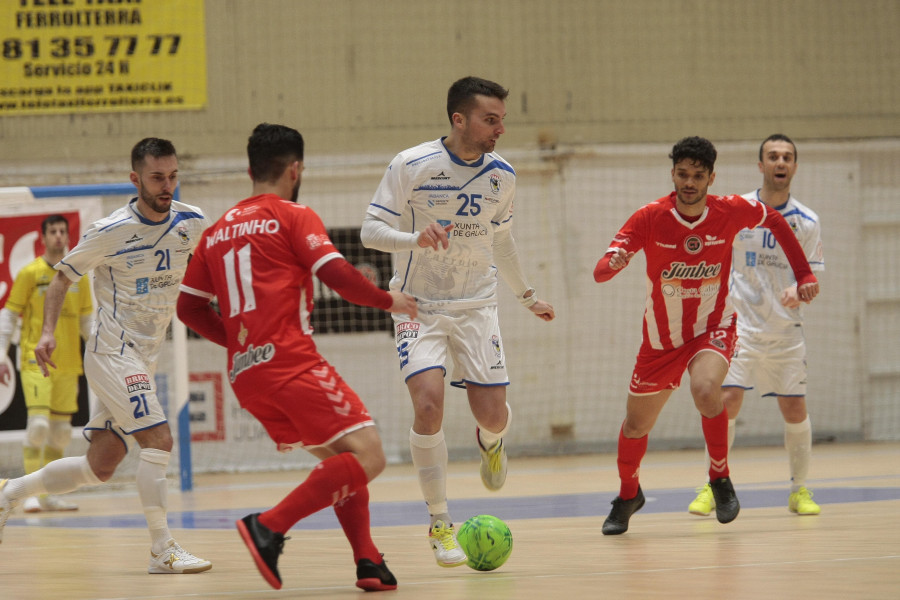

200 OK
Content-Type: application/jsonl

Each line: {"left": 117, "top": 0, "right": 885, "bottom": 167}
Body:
{"left": 457, "top": 514, "right": 513, "bottom": 571}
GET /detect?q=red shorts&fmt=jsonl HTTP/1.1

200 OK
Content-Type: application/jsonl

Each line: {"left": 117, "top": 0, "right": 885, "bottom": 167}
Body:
{"left": 629, "top": 325, "right": 737, "bottom": 395}
{"left": 238, "top": 361, "right": 374, "bottom": 452}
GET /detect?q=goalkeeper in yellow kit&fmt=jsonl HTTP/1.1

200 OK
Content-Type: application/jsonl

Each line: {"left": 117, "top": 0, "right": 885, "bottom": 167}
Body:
{"left": 0, "top": 215, "right": 92, "bottom": 512}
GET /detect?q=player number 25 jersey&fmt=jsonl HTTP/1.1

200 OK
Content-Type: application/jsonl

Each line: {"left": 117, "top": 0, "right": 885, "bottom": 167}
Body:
{"left": 367, "top": 137, "right": 516, "bottom": 309}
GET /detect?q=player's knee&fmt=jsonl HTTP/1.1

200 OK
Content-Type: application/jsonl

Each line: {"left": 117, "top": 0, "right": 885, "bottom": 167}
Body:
{"left": 86, "top": 430, "right": 128, "bottom": 481}
{"left": 88, "top": 453, "right": 122, "bottom": 482}
{"left": 92, "top": 465, "right": 117, "bottom": 482}
{"left": 48, "top": 419, "right": 73, "bottom": 452}
{"left": 413, "top": 400, "right": 444, "bottom": 431}
{"left": 359, "top": 448, "right": 386, "bottom": 481}
{"left": 691, "top": 379, "right": 720, "bottom": 406}
{"left": 622, "top": 419, "right": 652, "bottom": 439}
{"left": 24, "top": 415, "right": 50, "bottom": 448}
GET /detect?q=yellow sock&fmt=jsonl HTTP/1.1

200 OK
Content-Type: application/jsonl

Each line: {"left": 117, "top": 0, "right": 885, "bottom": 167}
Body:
{"left": 43, "top": 446, "right": 64, "bottom": 466}
{"left": 23, "top": 446, "right": 42, "bottom": 474}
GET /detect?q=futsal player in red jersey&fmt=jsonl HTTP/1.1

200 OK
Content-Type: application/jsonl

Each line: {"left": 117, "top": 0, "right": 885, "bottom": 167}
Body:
{"left": 593, "top": 136, "right": 819, "bottom": 535}
{"left": 177, "top": 123, "right": 417, "bottom": 590}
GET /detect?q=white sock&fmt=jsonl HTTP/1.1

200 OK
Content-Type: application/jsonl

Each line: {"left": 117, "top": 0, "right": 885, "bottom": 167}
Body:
{"left": 477, "top": 402, "right": 512, "bottom": 449}
{"left": 409, "top": 428, "right": 449, "bottom": 519}
{"left": 785, "top": 416, "right": 812, "bottom": 493}
{"left": 5, "top": 456, "right": 101, "bottom": 500}
{"left": 137, "top": 448, "right": 172, "bottom": 554}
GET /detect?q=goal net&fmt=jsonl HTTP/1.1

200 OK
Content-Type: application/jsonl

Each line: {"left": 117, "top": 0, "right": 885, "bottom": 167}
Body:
{"left": 2, "top": 138, "right": 897, "bottom": 484}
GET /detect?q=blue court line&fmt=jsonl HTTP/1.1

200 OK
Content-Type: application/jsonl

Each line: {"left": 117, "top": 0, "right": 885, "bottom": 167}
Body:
{"left": 9, "top": 486, "right": 900, "bottom": 531}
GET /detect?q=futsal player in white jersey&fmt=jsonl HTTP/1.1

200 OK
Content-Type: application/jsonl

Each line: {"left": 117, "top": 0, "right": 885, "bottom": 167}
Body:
{"left": 0, "top": 138, "right": 212, "bottom": 574}
{"left": 689, "top": 134, "right": 825, "bottom": 517}
{"left": 361, "top": 76, "right": 555, "bottom": 567}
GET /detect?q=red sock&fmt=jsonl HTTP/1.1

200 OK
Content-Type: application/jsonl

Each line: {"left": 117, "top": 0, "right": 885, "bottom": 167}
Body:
{"left": 617, "top": 425, "right": 648, "bottom": 500}
{"left": 333, "top": 485, "right": 380, "bottom": 563}
{"left": 703, "top": 408, "right": 730, "bottom": 480}
{"left": 259, "top": 452, "right": 368, "bottom": 534}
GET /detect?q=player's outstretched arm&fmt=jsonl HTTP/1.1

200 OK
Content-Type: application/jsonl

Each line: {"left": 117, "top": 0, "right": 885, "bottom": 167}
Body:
{"left": 360, "top": 213, "right": 453, "bottom": 253}
{"left": 762, "top": 207, "right": 819, "bottom": 303}
{"left": 796, "top": 281, "right": 819, "bottom": 304}
{"left": 0, "top": 308, "right": 19, "bottom": 384}
{"left": 387, "top": 291, "right": 418, "bottom": 319}
{"left": 177, "top": 291, "right": 227, "bottom": 347}
{"left": 34, "top": 272, "right": 72, "bottom": 376}
{"left": 317, "top": 257, "right": 417, "bottom": 317}
{"left": 593, "top": 248, "right": 635, "bottom": 282}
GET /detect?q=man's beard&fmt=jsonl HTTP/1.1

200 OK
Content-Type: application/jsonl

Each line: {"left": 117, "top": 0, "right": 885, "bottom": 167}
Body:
{"left": 140, "top": 188, "right": 171, "bottom": 214}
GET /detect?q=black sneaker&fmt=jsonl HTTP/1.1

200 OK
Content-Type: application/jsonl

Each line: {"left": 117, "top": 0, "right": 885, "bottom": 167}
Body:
{"left": 236, "top": 513, "right": 287, "bottom": 589}
{"left": 602, "top": 486, "right": 646, "bottom": 535}
{"left": 709, "top": 476, "right": 740, "bottom": 524}
{"left": 356, "top": 554, "right": 398, "bottom": 591}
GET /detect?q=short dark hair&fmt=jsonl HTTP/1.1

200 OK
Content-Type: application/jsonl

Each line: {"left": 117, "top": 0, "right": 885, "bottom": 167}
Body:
{"left": 131, "top": 137, "right": 176, "bottom": 171}
{"left": 41, "top": 214, "right": 68, "bottom": 235}
{"left": 759, "top": 133, "right": 797, "bottom": 162}
{"left": 446, "top": 76, "right": 509, "bottom": 124}
{"left": 669, "top": 136, "right": 717, "bottom": 173}
{"left": 247, "top": 123, "right": 305, "bottom": 183}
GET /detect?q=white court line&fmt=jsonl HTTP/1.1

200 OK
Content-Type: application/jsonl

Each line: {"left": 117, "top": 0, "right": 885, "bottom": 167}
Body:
{"left": 83, "top": 554, "right": 900, "bottom": 600}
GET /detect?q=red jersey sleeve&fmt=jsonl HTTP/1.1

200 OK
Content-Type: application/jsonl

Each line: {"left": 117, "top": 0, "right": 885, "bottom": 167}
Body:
{"left": 316, "top": 258, "right": 392, "bottom": 310}
{"left": 178, "top": 239, "right": 227, "bottom": 346}
{"left": 761, "top": 204, "right": 817, "bottom": 286}
{"left": 594, "top": 204, "right": 648, "bottom": 282}
{"left": 180, "top": 238, "right": 214, "bottom": 296}
{"left": 288, "top": 204, "right": 343, "bottom": 270}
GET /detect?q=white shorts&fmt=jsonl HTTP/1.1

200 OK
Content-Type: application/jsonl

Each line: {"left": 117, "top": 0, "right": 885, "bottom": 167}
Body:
{"left": 723, "top": 330, "right": 807, "bottom": 397}
{"left": 83, "top": 349, "right": 167, "bottom": 444}
{"left": 394, "top": 305, "right": 509, "bottom": 389}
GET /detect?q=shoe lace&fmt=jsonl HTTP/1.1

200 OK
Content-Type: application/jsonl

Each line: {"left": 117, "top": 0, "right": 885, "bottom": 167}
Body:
{"left": 162, "top": 541, "right": 210, "bottom": 565}
{"left": 487, "top": 442, "right": 503, "bottom": 472}
{"left": 168, "top": 542, "right": 196, "bottom": 560}
{"left": 431, "top": 524, "right": 460, "bottom": 550}
{"left": 694, "top": 484, "right": 711, "bottom": 495}
{"left": 275, "top": 535, "right": 290, "bottom": 555}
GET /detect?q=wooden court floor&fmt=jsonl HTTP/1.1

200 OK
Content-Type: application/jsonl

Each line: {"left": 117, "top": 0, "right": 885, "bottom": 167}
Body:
{"left": 2, "top": 442, "right": 899, "bottom": 599}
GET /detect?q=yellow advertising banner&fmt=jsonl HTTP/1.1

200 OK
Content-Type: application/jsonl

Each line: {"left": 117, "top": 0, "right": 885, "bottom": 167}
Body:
{"left": 0, "top": 0, "right": 207, "bottom": 116}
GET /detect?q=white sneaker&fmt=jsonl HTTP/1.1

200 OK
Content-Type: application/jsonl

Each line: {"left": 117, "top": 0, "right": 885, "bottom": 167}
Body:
{"left": 0, "top": 479, "right": 21, "bottom": 544}
{"left": 477, "top": 429, "right": 508, "bottom": 491}
{"left": 23, "top": 496, "right": 42, "bottom": 513}
{"left": 39, "top": 495, "right": 78, "bottom": 512}
{"left": 148, "top": 539, "right": 213, "bottom": 574}
{"left": 22, "top": 495, "right": 78, "bottom": 513}
{"left": 428, "top": 520, "right": 467, "bottom": 568}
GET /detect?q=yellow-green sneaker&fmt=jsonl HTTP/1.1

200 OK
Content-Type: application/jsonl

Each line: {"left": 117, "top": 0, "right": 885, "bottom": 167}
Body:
{"left": 788, "top": 487, "right": 821, "bottom": 515}
{"left": 477, "top": 429, "right": 507, "bottom": 491}
{"left": 688, "top": 483, "right": 716, "bottom": 516}
{"left": 428, "top": 520, "right": 467, "bottom": 567}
